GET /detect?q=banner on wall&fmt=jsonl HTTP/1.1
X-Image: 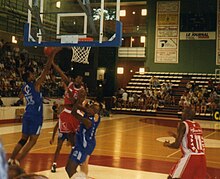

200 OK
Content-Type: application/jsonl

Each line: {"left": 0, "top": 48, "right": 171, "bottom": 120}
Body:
{"left": 157, "top": 38, "right": 177, "bottom": 49}
{"left": 157, "top": 27, "right": 178, "bottom": 37}
{"left": 180, "top": 32, "right": 215, "bottom": 40}
{"left": 155, "top": 1, "right": 180, "bottom": 64}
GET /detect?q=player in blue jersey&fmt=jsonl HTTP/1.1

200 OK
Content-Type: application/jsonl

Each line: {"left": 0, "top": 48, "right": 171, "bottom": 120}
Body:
{"left": 8, "top": 48, "right": 61, "bottom": 166}
{"left": 65, "top": 100, "right": 101, "bottom": 178}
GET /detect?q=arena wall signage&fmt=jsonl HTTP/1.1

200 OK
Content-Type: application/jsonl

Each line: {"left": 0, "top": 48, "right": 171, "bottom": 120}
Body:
{"left": 180, "top": 32, "right": 216, "bottom": 40}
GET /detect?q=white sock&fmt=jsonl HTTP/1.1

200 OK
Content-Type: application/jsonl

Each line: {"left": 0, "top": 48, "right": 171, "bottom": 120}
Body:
{"left": 71, "top": 171, "right": 87, "bottom": 179}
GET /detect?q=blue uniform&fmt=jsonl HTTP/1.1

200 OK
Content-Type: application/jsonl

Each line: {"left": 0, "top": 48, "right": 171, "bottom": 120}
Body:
{"left": 21, "top": 82, "right": 43, "bottom": 135}
{"left": 0, "top": 142, "right": 7, "bottom": 179}
{"left": 69, "top": 115, "right": 101, "bottom": 164}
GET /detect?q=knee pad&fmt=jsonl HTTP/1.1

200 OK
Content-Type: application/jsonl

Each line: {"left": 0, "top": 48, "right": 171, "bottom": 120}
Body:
{"left": 18, "top": 139, "right": 28, "bottom": 146}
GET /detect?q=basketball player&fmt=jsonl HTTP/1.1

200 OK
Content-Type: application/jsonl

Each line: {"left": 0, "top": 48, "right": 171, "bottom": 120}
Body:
{"left": 0, "top": 141, "right": 7, "bottom": 179}
{"left": 49, "top": 121, "right": 70, "bottom": 173}
{"left": 164, "top": 106, "right": 206, "bottom": 179}
{"left": 8, "top": 48, "right": 61, "bottom": 166}
{"left": 51, "top": 61, "right": 86, "bottom": 172}
{"left": 65, "top": 100, "right": 101, "bottom": 178}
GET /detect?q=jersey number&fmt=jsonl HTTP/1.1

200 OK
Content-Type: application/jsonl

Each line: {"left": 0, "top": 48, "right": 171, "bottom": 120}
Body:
{"left": 194, "top": 134, "right": 203, "bottom": 151}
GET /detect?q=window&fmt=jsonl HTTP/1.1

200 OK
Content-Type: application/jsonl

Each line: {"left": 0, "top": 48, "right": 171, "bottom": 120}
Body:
{"left": 141, "top": 9, "right": 147, "bottom": 16}
{"left": 140, "top": 36, "right": 145, "bottom": 43}
{"left": 56, "top": 1, "right": 61, "bottom": 8}
{"left": 139, "top": 68, "right": 145, "bottom": 74}
{"left": 120, "top": 10, "right": 126, "bottom": 17}
{"left": 117, "top": 67, "right": 124, "bottom": 74}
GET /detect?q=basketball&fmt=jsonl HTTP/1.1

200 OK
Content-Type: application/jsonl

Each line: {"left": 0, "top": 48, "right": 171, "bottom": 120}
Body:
{"left": 44, "top": 47, "right": 54, "bottom": 57}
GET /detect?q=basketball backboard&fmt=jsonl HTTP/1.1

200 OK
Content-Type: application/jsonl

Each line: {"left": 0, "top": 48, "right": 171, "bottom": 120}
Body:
{"left": 24, "top": 0, "right": 122, "bottom": 47}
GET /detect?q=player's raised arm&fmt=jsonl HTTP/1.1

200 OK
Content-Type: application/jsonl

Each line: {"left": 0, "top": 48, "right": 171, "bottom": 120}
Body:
{"left": 52, "top": 60, "right": 70, "bottom": 86}
{"left": 35, "top": 48, "right": 61, "bottom": 91}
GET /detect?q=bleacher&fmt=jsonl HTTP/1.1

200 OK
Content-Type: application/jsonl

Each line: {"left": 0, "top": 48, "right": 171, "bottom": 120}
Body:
{"left": 112, "top": 71, "right": 218, "bottom": 120}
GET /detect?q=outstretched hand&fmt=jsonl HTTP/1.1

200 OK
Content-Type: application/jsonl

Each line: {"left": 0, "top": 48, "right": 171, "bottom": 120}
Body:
{"left": 167, "top": 131, "right": 177, "bottom": 138}
{"left": 163, "top": 140, "right": 170, "bottom": 147}
{"left": 50, "top": 138, "right": 54, "bottom": 145}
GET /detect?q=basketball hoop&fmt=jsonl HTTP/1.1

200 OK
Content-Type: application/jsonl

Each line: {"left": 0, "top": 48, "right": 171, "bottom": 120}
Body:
{"left": 71, "top": 37, "right": 93, "bottom": 64}
{"left": 71, "top": 46, "right": 91, "bottom": 64}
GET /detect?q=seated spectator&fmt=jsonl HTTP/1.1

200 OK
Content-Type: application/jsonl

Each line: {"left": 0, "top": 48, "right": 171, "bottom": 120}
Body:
{"left": 207, "top": 79, "right": 214, "bottom": 92}
{"left": 0, "top": 97, "right": 4, "bottom": 106}
{"left": 11, "top": 98, "right": 24, "bottom": 106}
{"left": 186, "top": 81, "right": 192, "bottom": 91}
{"left": 122, "top": 91, "right": 128, "bottom": 108}
{"left": 170, "top": 95, "right": 175, "bottom": 105}
{"left": 179, "top": 98, "right": 185, "bottom": 110}
{"left": 149, "top": 76, "right": 160, "bottom": 88}
{"left": 200, "top": 98, "right": 207, "bottom": 113}
{"left": 133, "top": 93, "right": 139, "bottom": 108}
{"left": 128, "top": 93, "right": 134, "bottom": 108}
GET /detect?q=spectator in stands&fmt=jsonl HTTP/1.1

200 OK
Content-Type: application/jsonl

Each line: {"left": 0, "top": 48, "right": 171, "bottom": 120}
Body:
{"left": 149, "top": 76, "right": 160, "bottom": 88}
{"left": 118, "top": 88, "right": 124, "bottom": 99}
{"left": 139, "top": 92, "right": 146, "bottom": 109}
{"left": 0, "top": 97, "right": 4, "bottom": 107}
{"left": 12, "top": 98, "right": 24, "bottom": 106}
{"left": 128, "top": 93, "right": 134, "bottom": 108}
{"left": 186, "top": 81, "right": 192, "bottom": 91}
{"left": 215, "top": 84, "right": 220, "bottom": 95}
{"left": 200, "top": 98, "right": 207, "bottom": 113}
{"left": 133, "top": 93, "right": 139, "bottom": 108}
{"left": 191, "top": 81, "right": 198, "bottom": 92}
{"left": 179, "top": 98, "right": 185, "bottom": 110}
{"left": 122, "top": 91, "right": 128, "bottom": 108}
{"left": 171, "top": 95, "right": 175, "bottom": 105}
{"left": 166, "top": 80, "right": 173, "bottom": 94}
{"left": 207, "top": 79, "right": 214, "bottom": 91}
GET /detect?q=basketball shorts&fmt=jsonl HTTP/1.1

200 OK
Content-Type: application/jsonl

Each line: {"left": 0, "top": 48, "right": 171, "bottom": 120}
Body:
{"left": 22, "top": 114, "right": 43, "bottom": 135}
{"left": 69, "top": 145, "right": 93, "bottom": 164}
{"left": 169, "top": 154, "right": 206, "bottom": 179}
{"left": 59, "top": 108, "right": 80, "bottom": 133}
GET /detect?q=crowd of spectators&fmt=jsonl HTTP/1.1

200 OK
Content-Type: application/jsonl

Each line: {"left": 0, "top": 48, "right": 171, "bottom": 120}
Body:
{"left": 113, "top": 75, "right": 220, "bottom": 116}
{"left": 114, "top": 79, "right": 175, "bottom": 110}
{"left": 0, "top": 39, "right": 64, "bottom": 100}
{"left": 179, "top": 80, "right": 220, "bottom": 114}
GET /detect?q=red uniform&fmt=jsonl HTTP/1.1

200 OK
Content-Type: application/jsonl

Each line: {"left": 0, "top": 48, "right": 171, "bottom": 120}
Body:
{"left": 169, "top": 120, "right": 206, "bottom": 179}
{"left": 59, "top": 82, "right": 84, "bottom": 133}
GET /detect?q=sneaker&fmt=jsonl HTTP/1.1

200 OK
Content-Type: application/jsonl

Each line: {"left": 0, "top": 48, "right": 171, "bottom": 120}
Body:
{"left": 8, "top": 158, "right": 13, "bottom": 166}
{"left": 14, "top": 159, "right": 20, "bottom": 166}
{"left": 8, "top": 159, "right": 20, "bottom": 166}
{"left": 51, "top": 163, "right": 57, "bottom": 173}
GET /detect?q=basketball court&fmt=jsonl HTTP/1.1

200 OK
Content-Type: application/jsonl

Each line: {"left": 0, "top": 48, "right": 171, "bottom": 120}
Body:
{"left": 2, "top": 114, "right": 220, "bottom": 178}
{"left": 1, "top": 0, "right": 220, "bottom": 178}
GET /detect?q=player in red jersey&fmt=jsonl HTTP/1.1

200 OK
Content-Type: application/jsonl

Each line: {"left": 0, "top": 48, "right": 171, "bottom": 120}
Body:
{"left": 51, "top": 61, "right": 86, "bottom": 172}
{"left": 164, "top": 106, "right": 206, "bottom": 179}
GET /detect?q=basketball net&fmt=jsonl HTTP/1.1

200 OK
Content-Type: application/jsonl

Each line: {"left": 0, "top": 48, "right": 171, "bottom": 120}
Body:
{"left": 71, "top": 46, "right": 91, "bottom": 64}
